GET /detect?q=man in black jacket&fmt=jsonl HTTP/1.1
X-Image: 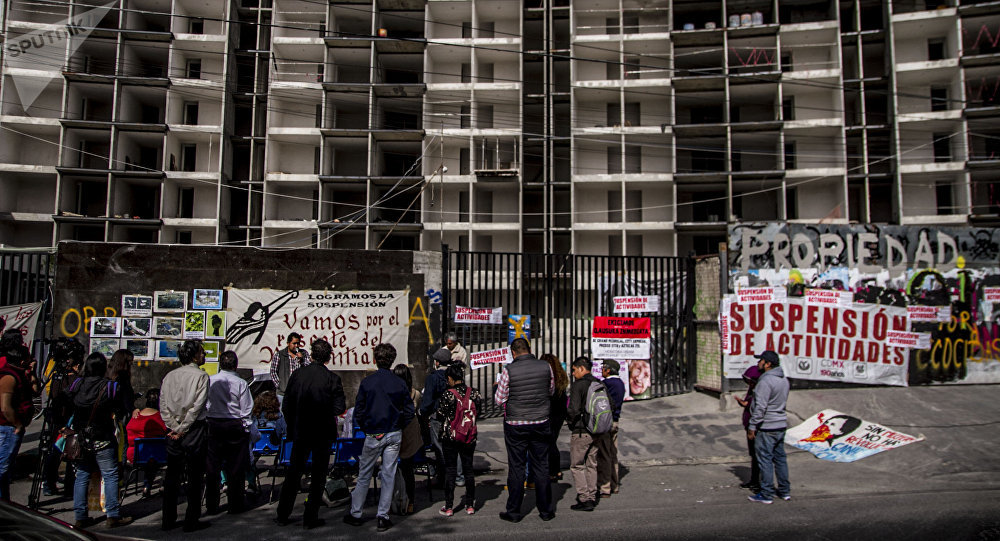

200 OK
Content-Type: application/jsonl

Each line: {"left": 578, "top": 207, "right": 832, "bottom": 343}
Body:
{"left": 495, "top": 338, "right": 554, "bottom": 523}
{"left": 419, "top": 347, "right": 455, "bottom": 486}
{"left": 275, "top": 339, "right": 346, "bottom": 529}
{"left": 344, "top": 343, "right": 414, "bottom": 533}
{"left": 567, "top": 356, "right": 609, "bottom": 512}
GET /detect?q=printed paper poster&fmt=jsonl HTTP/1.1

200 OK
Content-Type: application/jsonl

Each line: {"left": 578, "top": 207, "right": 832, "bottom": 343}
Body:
{"left": 454, "top": 306, "right": 503, "bottom": 324}
{"left": 591, "top": 317, "right": 651, "bottom": 360}
{"left": 613, "top": 296, "right": 661, "bottom": 313}
{"left": 786, "top": 409, "right": 924, "bottom": 462}
{"left": 470, "top": 347, "right": 514, "bottom": 370}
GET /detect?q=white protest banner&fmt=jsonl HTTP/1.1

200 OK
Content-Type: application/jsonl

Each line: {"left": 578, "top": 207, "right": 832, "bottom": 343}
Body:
{"left": 454, "top": 306, "right": 503, "bottom": 325}
{"left": 785, "top": 409, "right": 924, "bottom": 462}
{"left": 225, "top": 289, "right": 409, "bottom": 373}
{"left": 886, "top": 330, "right": 931, "bottom": 349}
{"left": 984, "top": 287, "right": 1000, "bottom": 302}
{"left": 737, "top": 287, "right": 787, "bottom": 304}
{"left": 613, "top": 296, "right": 661, "bottom": 313}
{"left": 907, "top": 305, "right": 951, "bottom": 323}
{"left": 723, "top": 298, "right": 911, "bottom": 386}
{"left": 591, "top": 317, "right": 651, "bottom": 360}
{"left": 0, "top": 302, "right": 43, "bottom": 345}
{"left": 804, "top": 289, "right": 852, "bottom": 307}
{"left": 470, "top": 347, "right": 514, "bottom": 370}
{"left": 719, "top": 297, "right": 732, "bottom": 354}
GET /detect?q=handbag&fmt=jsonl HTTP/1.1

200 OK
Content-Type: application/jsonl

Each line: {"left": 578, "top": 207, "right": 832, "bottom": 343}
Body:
{"left": 61, "top": 382, "right": 107, "bottom": 461}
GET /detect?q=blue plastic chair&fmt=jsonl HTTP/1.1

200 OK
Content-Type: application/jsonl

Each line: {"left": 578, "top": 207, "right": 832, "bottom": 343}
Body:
{"left": 124, "top": 437, "right": 167, "bottom": 499}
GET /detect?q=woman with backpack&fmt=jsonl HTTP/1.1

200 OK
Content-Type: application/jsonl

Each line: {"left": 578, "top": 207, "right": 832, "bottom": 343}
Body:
{"left": 434, "top": 362, "right": 483, "bottom": 516}
{"left": 64, "top": 352, "right": 132, "bottom": 529}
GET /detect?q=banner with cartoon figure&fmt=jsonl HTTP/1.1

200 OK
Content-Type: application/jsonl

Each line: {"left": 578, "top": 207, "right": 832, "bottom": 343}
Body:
{"left": 225, "top": 289, "right": 409, "bottom": 373}
{"left": 785, "top": 409, "right": 924, "bottom": 462}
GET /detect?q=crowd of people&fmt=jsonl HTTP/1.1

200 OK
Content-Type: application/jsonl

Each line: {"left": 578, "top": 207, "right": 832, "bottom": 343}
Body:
{"left": 0, "top": 330, "right": 684, "bottom": 532}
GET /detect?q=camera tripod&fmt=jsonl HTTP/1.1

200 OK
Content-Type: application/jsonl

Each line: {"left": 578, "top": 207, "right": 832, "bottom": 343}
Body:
{"left": 27, "top": 366, "right": 70, "bottom": 509}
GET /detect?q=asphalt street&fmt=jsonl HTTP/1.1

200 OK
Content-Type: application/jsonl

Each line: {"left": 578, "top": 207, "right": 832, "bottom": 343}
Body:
{"left": 8, "top": 384, "right": 1000, "bottom": 540}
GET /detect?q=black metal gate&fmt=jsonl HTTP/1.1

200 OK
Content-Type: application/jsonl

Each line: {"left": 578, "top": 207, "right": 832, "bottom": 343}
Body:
{"left": 0, "top": 249, "right": 55, "bottom": 351}
{"left": 442, "top": 249, "right": 696, "bottom": 417}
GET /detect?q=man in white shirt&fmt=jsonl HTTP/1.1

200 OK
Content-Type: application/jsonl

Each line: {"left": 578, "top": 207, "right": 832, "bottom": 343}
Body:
{"left": 205, "top": 350, "right": 253, "bottom": 515}
{"left": 160, "top": 340, "right": 210, "bottom": 532}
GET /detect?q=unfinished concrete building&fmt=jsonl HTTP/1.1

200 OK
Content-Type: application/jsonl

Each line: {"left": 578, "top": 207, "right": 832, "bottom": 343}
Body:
{"left": 1, "top": 0, "right": 998, "bottom": 254}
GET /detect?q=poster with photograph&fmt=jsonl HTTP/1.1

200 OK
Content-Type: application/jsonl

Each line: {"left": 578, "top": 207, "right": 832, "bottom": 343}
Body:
{"left": 202, "top": 362, "right": 220, "bottom": 376}
{"left": 121, "top": 295, "right": 153, "bottom": 317}
{"left": 122, "top": 339, "right": 153, "bottom": 360}
{"left": 627, "top": 359, "right": 651, "bottom": 400}
{"left": 122, "top": 317, "right": 152, "bottom": 338}
{"left": 154, "top": 291, "right": 188, "bottom": 313}
{"left": 205, "top": 310, "right": 226, "bottom": 339}
{"left": 192, "top": 289, "right": 224, "bottom": 310}
{"left": 185, "top": 311, "right": 206, "bottom": 339}
{"left": 153, "top": 316, "right": 184, "bottom": 339}
{"left": 90, "top": 338, "right": 119, "bottom": 358}
{"left": 157, "top": 340, "right": 182, "bottom": 361}
{"left": 203, "top": 340, "right": 220, "bottom": 360}
{"left": 90, "top": 317, "right": 121, "bottom": 338}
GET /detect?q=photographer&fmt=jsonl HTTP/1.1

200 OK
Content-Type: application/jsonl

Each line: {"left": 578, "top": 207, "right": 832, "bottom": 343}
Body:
{"left": 41, "top": 338, "right": 84, "bottom": 496}
{"left": 268, "top": 333, "right": 310, "bottom": 403}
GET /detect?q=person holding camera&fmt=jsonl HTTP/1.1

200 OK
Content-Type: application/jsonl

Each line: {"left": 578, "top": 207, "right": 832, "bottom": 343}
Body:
{"left": 269, "top": 333, "right": 310, "bottom": 402}
{"left": 65, "top": 352, "right": 132, "bottom": 528}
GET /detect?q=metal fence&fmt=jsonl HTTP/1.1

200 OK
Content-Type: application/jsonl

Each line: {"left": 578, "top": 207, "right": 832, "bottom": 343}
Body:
{"left": 442, "top": 249, "right": 696, "bottom": 417}
{"left": 0, "top": 249, "right": 55, "bottom": 346}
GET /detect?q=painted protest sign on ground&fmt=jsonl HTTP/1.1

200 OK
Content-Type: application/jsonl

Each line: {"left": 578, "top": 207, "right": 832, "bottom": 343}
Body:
{"left": 592, "top": 317, "right": 651, "bottom": 360}
{"left": 454, "top": 306, "right": 503, "bottom": 324}
{"left": 613, "top": 296, "right": 661, "bottom": 313}
{"left": 785, "top": 409, "right": 924, "bottom": 462}
{"left": 0, "top": 302, "right": 43, "bottom": 345}
{"left": 470, "top": 347, "right": 514, "bottom": 370}
{"left": 722, "top": 297, "right": 912, "bottom": 386}
{"left": 226, "top": 289, "right": 409, "bottom": 373}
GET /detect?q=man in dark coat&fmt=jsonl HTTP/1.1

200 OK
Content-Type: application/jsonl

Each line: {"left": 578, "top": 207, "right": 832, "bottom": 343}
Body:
{"left": 275, "top": 339, "right": 346, "bottom": 529}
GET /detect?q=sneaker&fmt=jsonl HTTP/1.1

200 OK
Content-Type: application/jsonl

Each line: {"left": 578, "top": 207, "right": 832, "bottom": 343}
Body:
{"left": 439, "top": 506, "right": 454, "bottom": 517}
{"left": 748, "top": 493, "right": 773, "bottom": 504}
{"left": 779, "top": 494, "right": 791, "bottom": 501}
{"left": 455, "top": 478, "right": 466, "bottom": 487}
{"left": 377, "top": 517, "right": 393, "bottom": 532}
{"left": 466, "top": 506, "right": 475, "bottom": 515}
{"left": 343, "top": 514, "right": 364, "bottom": 527}
{"left": 42, "top": 484, "right": 56, "bottom": 497}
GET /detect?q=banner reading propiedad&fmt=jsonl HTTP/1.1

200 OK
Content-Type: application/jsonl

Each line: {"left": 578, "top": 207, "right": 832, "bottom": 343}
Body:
{"left": 225, "top": 289, "right": 409, "bottom": 373}
{"left": 785, "top": 409, "right": 924, "bottom": 462}
{"left": 0, "top": 302, "right": 43, "bottom": 345}
{"left": 591, "top": 317, "right": 651, "bottom": 360}
{"left": 722, "top": 297, "right": 926, "bottom": 386}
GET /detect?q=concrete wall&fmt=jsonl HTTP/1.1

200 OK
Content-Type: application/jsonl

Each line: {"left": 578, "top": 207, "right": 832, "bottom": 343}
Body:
{"left": 51, "top": 242, "right": 443, "bottom": 405}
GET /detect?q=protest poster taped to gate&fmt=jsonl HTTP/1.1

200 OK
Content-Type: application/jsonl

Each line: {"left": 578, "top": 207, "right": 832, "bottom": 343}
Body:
{"left": 470, "top": 347, "right": 514, "bottom": 370}
{"left": 722, "top": 297, "right": 912, "bottom": 386}
{"left": 591, "top": 317, "right": 651, "bottom": 360}
{"left": 785, "top": 409, "right": 924, "bottom": 462}
{"left": 613, "top": 296, "right": 660, "bottom": 313}
{"left": 225, "top": 289, "right": 409, "bottom": 373}
{"left": 454, "top": 306, "right": 503, "bottom": 325}
{"left": 0, "top": 302, "right": 43, "bottom": 345}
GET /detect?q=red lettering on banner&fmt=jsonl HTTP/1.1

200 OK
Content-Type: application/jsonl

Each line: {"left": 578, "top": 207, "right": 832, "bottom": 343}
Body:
{"left": 893, "top": 315, "right": 907, "bottom": 330}
{"left": 822, "top": 307, "right": 838, "bottom": 336}
{"left": 770, "top": 303, "right": 784, "bottom": 331}
{"left": 860, "top": 311, "right": 869, "bottom": 338}
{"left": 806, "top": 305, "right": 819, "bottom": 334}
{"left": 788, "top": 303, "right": 802, "bottom": 332}
{"left": 838, "top": 338, "right": 851, "bottom": 360}
{"left": 730, "top": 303, "right": 744, "bottom": 332}
{"left": 749, "top": 305, "right": 765, "bottom": 332}
{"left": 765, "top": 334, "right": 776, "bottom": 351}
{"left": 731, "top": 334, "right": 742, "bottom": 354}
{"left": 853, "top": 341, "right": 865, "bottom": 362}
{"left": 746, "top": 334, "right": 756, "bottom": 353}
{"left": 867, "top": 342, "right": 880, "bottom": 363}
{"left": 791, "top": 335, "right": 803, "bottom": 356}
{"left": 843, "top": 310, "right": 857, "bottom": 338}
{"left": 777, "top": 333, "right": 789, "bottom": 355}
{"left": 893, "top": 347, "right": 905, "bottom": 365}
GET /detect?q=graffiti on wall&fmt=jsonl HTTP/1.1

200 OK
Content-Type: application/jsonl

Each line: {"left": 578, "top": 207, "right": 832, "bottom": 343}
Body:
{"left": 727, "top": 223, "right": 1000, "bottom": 385}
